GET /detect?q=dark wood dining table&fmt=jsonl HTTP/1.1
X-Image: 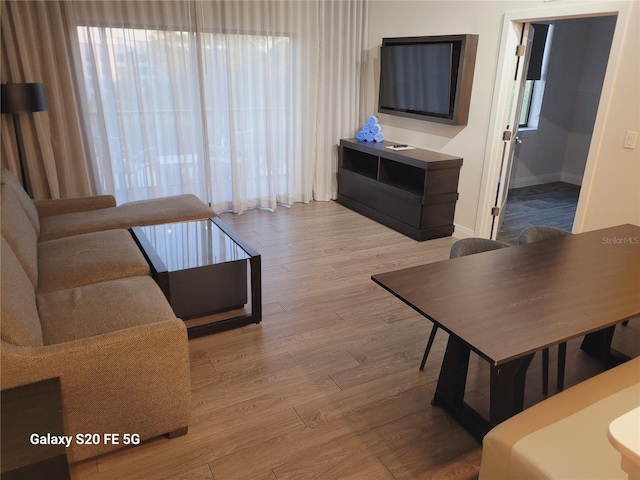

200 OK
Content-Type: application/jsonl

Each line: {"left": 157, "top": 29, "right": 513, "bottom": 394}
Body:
{"left": 371, "top": 224, "right": 640, "bottom": 440}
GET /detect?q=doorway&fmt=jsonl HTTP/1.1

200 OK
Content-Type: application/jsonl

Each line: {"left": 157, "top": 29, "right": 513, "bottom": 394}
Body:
{"left": 476, "top": 1, "right": 633, "bottom": 240}
{"left": 496, "top": 15, "right": 617, "bottom": 244}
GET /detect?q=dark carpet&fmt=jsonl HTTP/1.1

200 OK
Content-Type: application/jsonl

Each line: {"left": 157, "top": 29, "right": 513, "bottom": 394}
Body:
{"left": 497, "top": 182, "right": 581, "bottom": 245}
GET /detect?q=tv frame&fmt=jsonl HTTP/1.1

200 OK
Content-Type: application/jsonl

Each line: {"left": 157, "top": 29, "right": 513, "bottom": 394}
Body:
{"left": 378, "top": 34, "right": 478, "bottom": 126}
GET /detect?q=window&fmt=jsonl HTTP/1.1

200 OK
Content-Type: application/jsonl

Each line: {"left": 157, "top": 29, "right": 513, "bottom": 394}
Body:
{"left": 519, "top": 24, "right": 554, "bottom": 129}
{"left": 71, "top": 1, "right": 367, "bottom": 212}
{"left": 76, "top": 25, "right": 292, "bottom": 209}
{"left": 518, "top": 79, "right": 535, "bottom": 126}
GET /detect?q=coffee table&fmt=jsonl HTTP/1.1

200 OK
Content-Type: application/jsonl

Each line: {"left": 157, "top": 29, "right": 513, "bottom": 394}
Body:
{"left": 372, "top": 224, "right": 640, "bottom": 440}
{"left": 131, "top": 217, "right": 261, "bottom": 338}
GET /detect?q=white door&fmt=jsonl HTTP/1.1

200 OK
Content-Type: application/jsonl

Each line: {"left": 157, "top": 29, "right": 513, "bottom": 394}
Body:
{"left": 490, "top": 23, "right": 535, "bottom": 239}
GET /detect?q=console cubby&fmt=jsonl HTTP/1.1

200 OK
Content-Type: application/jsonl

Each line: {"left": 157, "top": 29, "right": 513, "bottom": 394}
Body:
{"left": 338, "top": 138, "right": 462, "bottom": 241}
{"left": 379, "top": 158, "right": 426, "bottom": 195}
{"left": 341, "top": 148, "right": 378, "bottom": 179}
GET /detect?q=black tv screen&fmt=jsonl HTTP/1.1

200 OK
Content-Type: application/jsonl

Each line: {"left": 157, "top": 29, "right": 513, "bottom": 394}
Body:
{"left": 378, "top": 35, "right": 477, "bottom": 125}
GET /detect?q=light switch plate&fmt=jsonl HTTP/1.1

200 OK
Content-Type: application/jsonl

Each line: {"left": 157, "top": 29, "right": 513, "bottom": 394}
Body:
{"left": 624, "top": 131, "right": 637, "bottom": 149}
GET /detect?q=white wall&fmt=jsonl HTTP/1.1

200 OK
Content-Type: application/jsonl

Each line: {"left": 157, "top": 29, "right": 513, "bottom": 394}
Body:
{"left": 564, "top": 16, "right": 617, "bottom": 182}
{"left": 366, "top": 0, "right": 639, "bottom": 235}
{"left": 578, "top": 1, "right": 640, "bottom": 231}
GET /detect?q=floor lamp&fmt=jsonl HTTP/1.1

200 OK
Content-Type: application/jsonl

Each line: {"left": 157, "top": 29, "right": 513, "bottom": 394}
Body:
{"left": 1, "top": 83, "right": 48, "bottom": 197}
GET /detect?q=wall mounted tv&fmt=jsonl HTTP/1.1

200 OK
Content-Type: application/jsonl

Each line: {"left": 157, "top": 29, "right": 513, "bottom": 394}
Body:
{"left": 378, "top": 34, "right": 478, "bottom": 125}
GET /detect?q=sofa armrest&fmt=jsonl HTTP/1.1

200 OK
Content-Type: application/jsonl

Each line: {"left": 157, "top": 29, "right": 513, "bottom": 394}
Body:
{"left": 1, "top": 319, "right": 191, "bottom": 463}
{"left": 34, "top": 195, "right": 116, "bottom": 217}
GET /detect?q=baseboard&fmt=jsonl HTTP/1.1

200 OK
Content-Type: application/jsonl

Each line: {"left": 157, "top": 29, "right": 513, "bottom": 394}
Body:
{"left": 453, "top": 224, "right": 475, "bottom": 239}
{"left": 559, "top": 172, "right": 583, "bottom": 185}
{"left": 510, "top": 173, "right": 561, "bottom": 189}
{"left": 510, "top": 172, "right": 582, "bottom": 189}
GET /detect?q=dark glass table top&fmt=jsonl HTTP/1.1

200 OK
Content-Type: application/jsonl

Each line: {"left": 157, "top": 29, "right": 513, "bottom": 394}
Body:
{"left": 137, "top": 219, "right": 249, "bottom": 272}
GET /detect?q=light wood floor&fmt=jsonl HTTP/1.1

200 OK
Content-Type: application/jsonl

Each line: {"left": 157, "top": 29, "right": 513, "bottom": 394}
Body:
{"left": 71, "top": 201, "right": 639, "bottom": 480}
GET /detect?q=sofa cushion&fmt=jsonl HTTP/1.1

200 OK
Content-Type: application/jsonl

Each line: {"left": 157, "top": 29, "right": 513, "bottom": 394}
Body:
{"left": 1, "top": 183, "right": 39, "bottom": 288}
{"left": 38, "top": 194, "right": 214, "bottom": 241}
{"left": 37, "top": 229, "right": 150, "bottom": 294}
{"left": 1, "top": 236, "right": 44, "bottom": 347}
{"left": 34, "top": 195, "right": 116, "bottom": 217}
{"left": 37, "top": 277, "right": 178, "bottom": 345}
{"left": 0, "top": 168, "right": 40, "bottom": 235}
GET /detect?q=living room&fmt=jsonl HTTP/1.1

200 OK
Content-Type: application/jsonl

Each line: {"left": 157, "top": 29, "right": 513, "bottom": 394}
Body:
{"left": 1, "top": 1, "right": 639, "bottom": 479}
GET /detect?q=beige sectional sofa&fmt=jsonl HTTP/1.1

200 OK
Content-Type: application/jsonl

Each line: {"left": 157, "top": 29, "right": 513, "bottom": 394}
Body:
{"left": 0, "top": 168, "right": 213, "bottom": 463}
{"left": 479, "top": 356, "right": 640, "bottom": 480}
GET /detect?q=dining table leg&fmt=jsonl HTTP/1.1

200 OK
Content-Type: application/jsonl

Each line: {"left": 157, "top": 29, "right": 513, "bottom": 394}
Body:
{"left": 432, "top": 335, "right": 492, "bottom": 440}
{"left": 432, "top": 334, "right": 470, "bottom": 409}
{"left": 433, "top": 336, "right": 536, "bottom": 440}
{"left": 489, "top": 353, "right": 534, "bottom": 429}
{"left": 580, "top": 325, "right": 616, "bottom": 363}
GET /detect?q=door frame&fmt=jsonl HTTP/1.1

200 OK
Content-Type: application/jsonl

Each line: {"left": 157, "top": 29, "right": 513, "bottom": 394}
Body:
{"left": 476, "top": 1, "right": 633, "bottom": 239}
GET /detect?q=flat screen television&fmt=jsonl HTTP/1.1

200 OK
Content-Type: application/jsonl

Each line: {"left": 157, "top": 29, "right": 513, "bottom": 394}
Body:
{"left": 378, "top": 35, "right": 478, "bottom": 125}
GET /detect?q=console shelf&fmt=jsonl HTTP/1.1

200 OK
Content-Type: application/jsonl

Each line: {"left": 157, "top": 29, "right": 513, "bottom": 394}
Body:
{"left": 338, "top": 138, "right": 462, "bottom": 241}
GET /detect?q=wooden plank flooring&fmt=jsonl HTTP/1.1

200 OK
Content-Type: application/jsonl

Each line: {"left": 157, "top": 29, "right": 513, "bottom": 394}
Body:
{"left": 70, "top": 200, "right": 639, "bottom": 480}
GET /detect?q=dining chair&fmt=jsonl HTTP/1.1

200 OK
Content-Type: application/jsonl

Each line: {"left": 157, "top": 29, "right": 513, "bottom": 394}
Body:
{"left": 419, "top": 238, "right": 509, "bottom": 371}
{"left": 518, "top": 225, "right": 571, "bottom": 394}
{"left": 518, "top": 225, "right": 571, "bottom": 244}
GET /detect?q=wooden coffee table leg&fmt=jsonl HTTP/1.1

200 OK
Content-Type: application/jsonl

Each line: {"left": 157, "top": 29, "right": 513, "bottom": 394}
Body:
{"left": 249, "top": 253, "right": 262, "bottom": 324}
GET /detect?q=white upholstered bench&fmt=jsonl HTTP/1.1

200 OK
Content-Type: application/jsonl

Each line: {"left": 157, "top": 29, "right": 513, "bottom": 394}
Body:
{"left": 479, "top": 357, "right": 640, "bottom": 480}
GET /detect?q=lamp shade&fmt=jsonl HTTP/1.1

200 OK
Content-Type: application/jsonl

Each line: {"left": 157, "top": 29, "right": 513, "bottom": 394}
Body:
{"left": 1, "top": 83, "right": 47, "bottom": 114}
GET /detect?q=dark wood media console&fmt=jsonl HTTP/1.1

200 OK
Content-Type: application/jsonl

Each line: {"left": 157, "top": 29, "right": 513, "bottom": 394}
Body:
{"left": 338, "top": 138, "right": 462, "bottom": 241}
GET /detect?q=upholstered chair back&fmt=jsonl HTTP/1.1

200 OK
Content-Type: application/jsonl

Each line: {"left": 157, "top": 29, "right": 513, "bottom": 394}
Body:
{"left": 518, "top": 226, "right": 571, "bottom": 245}
{"left": 449, "top": 237, "right": 509, "bottom": 259}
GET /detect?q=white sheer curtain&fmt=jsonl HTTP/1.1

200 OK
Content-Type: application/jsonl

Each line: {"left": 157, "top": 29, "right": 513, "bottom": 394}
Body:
{"left": 69, "top": 1, "right": 367, "bottom": 212}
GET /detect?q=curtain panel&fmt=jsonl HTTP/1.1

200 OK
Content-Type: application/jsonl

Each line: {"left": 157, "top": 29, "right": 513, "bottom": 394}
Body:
{"left": 1, "top": 1, "right": 96, "bottom": 199}
{"left": 68, "top": 0, "right": 368, "bottom": 212}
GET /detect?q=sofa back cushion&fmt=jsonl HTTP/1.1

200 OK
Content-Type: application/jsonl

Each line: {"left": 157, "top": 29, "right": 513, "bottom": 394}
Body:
{"left": 0, "top": 236, "right": 44, "bottom": 346}
{"left": 0, "top": 168, "right": 40, "bottom": 235}
{"left": 1, "top": 183, "right": 39, "bottom": 289}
